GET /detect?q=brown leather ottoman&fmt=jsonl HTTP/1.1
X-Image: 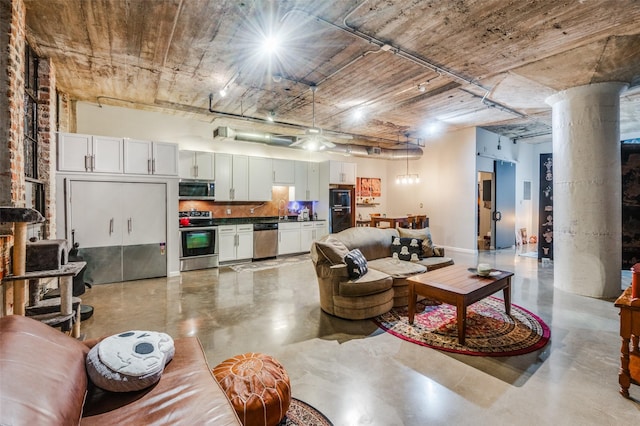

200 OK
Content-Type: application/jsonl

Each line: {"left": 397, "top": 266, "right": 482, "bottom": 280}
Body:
{"left": 213, "top": 352, "right": 291, "bottom": 426}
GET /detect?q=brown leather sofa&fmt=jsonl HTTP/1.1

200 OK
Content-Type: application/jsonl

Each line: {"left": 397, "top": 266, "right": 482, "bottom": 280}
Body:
{"left": 310, "top": 226, "right": 454, "bottom": 320}
{"left": 0, "top": 315, "right": 241, "bottom": 425}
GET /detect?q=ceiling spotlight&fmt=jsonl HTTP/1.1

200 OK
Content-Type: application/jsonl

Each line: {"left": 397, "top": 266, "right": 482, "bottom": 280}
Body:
{"left": 219, "top": 88, "right": 227, "bottom": 97}
{"left": 418, "top": 84, "right": 426, "bottom": 92}
{"left": 266, "top": 111, "right": 275, "bottom": 122}
{"left": 262, "top": 35, "right": 281, "bottom": 55}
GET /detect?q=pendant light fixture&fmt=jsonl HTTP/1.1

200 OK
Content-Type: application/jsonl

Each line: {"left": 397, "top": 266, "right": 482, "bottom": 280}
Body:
{"left": 396, "top": 134, "right": 420, "bottom": 184}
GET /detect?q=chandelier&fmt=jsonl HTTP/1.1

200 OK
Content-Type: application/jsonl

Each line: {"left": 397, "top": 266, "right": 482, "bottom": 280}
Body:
{"left": 396, "top": 135, "right": 420, "bottom": 184}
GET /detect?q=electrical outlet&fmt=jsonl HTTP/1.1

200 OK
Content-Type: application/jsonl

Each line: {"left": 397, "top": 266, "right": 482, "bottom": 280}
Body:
{"left": 226, "top": 208, "right": 231, "bottom": 215}
{"left": 250, "top": 208, "right": 255, "bottom": 214}
{"left": 419, "top": 203, "right": 423, "bottom": 208}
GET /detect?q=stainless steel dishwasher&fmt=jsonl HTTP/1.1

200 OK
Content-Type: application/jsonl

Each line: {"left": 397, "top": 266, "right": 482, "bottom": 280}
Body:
{"left": 253, "top": 222, "right": 278, "bottom": 260}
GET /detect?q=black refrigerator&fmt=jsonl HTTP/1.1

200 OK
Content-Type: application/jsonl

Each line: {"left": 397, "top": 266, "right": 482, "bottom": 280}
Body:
{"left": 329, "top": 189, "right": 353, "bottom": 233}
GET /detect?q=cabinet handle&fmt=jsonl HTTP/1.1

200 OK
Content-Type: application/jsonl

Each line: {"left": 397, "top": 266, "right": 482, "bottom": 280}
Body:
{"left": 148, "top": 159, "right": 152, "bottom": 173}
{"left": 306, "top": 189, "right": 310, "bottom": 200}
{"left": 109, "top": 218, "right": 114, "bottom": 234}
{"left": 152, "top": 159, "right": 156, "bottom": 173}
{"left": 194, "top": 164, "right": 198, "bottom": 177}
{"left": 272, "top": 170, "right": 275, "bottom": 181}
{"left": 128, "top": 218, "right": 132, "bottom": 233}
{"left": 91, "top": 155, "right": 96, "bottom": 171}
{"left": 85, "top": 155, "right": 90, "bottom": 171}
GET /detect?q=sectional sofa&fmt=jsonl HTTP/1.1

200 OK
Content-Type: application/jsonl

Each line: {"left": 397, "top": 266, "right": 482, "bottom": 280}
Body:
{"left": 310, "top": 226, "right": 454, "bottom": 320}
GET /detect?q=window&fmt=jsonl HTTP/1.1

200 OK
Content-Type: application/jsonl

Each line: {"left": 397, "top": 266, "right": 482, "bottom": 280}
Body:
{"left": 24, "top": 43, "right": 44, "bottom": 216}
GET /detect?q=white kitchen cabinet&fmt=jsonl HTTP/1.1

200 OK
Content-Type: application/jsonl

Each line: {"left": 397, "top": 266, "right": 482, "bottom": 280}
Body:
{"left": 272, "top": 159, "right": 295, "bottom": 185}
{"left": 278, "top": 222, "right": 301, "bottom": 255}
{"left": 300, "top": 222, "right": 315, "bottom": 252}
{"left": 69, "top": 180, "right": 167, "bottom": 284}
{"left": 218, "top": 224, "right": 253, "bottom": 262}
{"left": 124, "top": 139, "right": 179, "bottom": 176}
{"left": 58, "top": 133, "right": 123, "bottom": 173}
{"left": 215, "top": 153, "right": 249, "bottom": 201}
{"left": 329, "top": 160, "right": 356, "bottom": 185}
{"left": 294, "top": 161, "right": 320, "bottom": 201}
{"left": 179, "top": 150, "right": 214, "bottom": 180}
{"left": 249, "top": 157, "right": 273, "bottom": 201}
{"left": 314, "top": 220, "right": 328, "bottom": 241}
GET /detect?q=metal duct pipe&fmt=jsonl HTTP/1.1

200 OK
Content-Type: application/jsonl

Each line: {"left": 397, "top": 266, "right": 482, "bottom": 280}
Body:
{"left": 213, "top": 127, "right": 423, "bottom": 160}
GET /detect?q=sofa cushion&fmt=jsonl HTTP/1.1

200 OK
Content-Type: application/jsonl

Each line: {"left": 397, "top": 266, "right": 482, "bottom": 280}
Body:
{"left": 416, "top": 256, "right": 455, "bottom": 271}
{"left": 368, "top": 257, "right": 427, "bottom": 278}
{"left": 330, "top": 227, "right": 399, "bottom": 260}
{"left": 0, "top": 315, "right": 90, "bottom": 426}
{"left": 398, "top": 227, "right": 436, "bottom": 257}
{"left": 86, "top": 330, "right": 175, "bottom": 392}
{"left": 344, "top": 248, "right": 368, "bottom": 279}
{"left": 339, "top": 268, "right": 393, "bottom": 297}
{"left": 391, "top": 236, "right": 422, "bottom": 261}
{"left": 314, "top": 237, "right": 350, "bottom": 265}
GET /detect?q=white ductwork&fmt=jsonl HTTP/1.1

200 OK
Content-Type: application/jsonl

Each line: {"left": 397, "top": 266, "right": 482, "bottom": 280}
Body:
{"left": 213, "top": 127, "right": 423, "bottom": 160}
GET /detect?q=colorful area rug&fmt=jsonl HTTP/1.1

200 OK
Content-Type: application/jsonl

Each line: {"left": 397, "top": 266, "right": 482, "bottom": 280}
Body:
{"left": 373, "top": 297, "right": 550, "bottom": 356}
{"left": 229, "top": 254, "right": 311, "bottom": 273}
{"left": 282, "top": 398, "right": 333, "bottom": 426}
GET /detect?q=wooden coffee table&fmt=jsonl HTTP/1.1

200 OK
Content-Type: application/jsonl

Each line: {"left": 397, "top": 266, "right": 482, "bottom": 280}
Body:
{"left": 407, "top": 264, "right": 514, "bottom": 345}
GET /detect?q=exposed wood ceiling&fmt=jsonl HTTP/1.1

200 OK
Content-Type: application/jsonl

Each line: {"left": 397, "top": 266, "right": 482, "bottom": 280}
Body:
{"left": 23, "top": 0, "right": 640, "bottom": 150}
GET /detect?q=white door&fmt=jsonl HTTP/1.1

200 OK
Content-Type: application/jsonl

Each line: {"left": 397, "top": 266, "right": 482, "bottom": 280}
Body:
{"left": 121, "top": 183, "right": 166, "bottom": 246}
{"left": 152, "top": 141, "right": 179, "bottom": 176}
{"left": 218, "top": 225, "right": 237, "bottom": 262}
{"left": 124, "top": 139, "right": 152, "bottom": 174}
{"left": 70, "top": 180, "right": 122, "bottom": 248}
{"left": 249, "top": 157, "right": 273, "bottom": 201}
{"left": 215, "top": 153, "right": 233, "bottom": 201}
{"left": 195, "top": 152, "right": 215, "bottom": 180}
{"left": 92, "top": 136, "right": 124, "bottom": 173}
{"left": 179, "top": 151, "right": 196, "bottom": 179}
{"left": 232, "top": 155, "right": 249, "bottom": 201}
{"left": 58, "top": 133, "right": 91, "bottom": 172}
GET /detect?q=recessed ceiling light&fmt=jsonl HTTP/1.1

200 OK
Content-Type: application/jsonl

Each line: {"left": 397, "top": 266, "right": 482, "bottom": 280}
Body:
{"left": 262, "top": 35, "right": 280, "bottom": 55}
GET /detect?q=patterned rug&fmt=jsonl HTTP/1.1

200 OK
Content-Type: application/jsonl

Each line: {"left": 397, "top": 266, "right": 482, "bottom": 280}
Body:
{"left": 228, "top": 254, "right": 311, "bottom": 273}
{"left": 373, "top": 297, "right": 550, "bottom": 356}
{"left": 281, "top": 398, "right": 333, "bottom": 426}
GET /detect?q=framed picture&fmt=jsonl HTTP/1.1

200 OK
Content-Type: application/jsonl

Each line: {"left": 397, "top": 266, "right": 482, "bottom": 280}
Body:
{"left": 357, "top": 177, "right": 381, "bottom": 198}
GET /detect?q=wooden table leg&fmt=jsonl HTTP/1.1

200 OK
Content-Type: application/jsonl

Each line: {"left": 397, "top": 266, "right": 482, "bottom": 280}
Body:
{"left": 408, "top": 282, "right": 416, "bottom": 324}
{"left": 457, "top": 300, "right": 467, "bottom": 345}
{"left": 503, "top": 279, "right": 512, "bottom": 316}
{"left": 619, "top": 336, "right": 631, "bottom": 398}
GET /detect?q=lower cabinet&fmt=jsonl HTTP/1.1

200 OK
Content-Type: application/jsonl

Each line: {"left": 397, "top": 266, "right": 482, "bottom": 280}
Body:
{"left": 279, "top": 221, "right": 327, "bottom": 255}
{"left": 218, "top": 224, "right": 253, "bottom": 262}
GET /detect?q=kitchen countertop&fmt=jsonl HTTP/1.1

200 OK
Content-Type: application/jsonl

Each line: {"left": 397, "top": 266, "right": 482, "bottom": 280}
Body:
{"left": 210, "top": 216, "right": 326, "bottom": 226}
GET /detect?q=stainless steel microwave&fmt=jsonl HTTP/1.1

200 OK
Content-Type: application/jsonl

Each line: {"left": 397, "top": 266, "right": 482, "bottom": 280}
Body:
{"left": 179, "top": 180, "right": 215, "bottom": 200}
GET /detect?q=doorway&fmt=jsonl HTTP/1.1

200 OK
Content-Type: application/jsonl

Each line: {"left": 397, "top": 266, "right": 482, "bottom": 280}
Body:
{"left": 477, "top": 171, "right": 493, "bottom": 250}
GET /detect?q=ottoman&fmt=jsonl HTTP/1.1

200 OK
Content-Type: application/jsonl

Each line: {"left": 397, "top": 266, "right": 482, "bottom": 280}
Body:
{"left": 213, "top": 353, "right": 291, "bottom": 426}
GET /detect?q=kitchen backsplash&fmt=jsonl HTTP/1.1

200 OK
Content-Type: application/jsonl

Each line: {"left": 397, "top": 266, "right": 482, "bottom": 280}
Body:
{"left": 178, "top": 186, "right": 315, "bottom": 219}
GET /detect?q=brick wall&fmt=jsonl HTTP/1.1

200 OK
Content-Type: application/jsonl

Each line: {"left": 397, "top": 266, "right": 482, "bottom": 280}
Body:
{"left": 38, "top": 58, "right": 56, "bottom": 238}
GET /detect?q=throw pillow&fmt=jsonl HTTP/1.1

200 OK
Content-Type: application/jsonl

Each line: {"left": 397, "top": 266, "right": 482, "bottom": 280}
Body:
{"left": 86, "top": 330, "right": 175, "bottom": 392}
{"left": 391, "top": 236, "right": 423, "bottom": 262}
{"left": 398, "top": 227, "right": 435, "bottom": 257}
{"left": 344, "top": 248, "right": 368, "bottom": 279}
{"left": 315, "top": 237, "right": 350, "bottom": 265}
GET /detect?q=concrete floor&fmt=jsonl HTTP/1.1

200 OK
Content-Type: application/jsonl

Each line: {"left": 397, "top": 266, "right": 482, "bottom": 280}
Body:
{"left": 79, "top": 247, "right": 639, "bottom": 425}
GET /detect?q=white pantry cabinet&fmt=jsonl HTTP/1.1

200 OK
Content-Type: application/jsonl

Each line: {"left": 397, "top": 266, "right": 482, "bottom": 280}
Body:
{"left": 58, "top": 133, "right": 123, "bottom": 173}
{"left": 215, "top": 153, "right": 249, "bottom": 201}
{"left": 249, "top": 157, "right": 273, "bottom": 201}
{"left": 329, "top": 160, "right": 356, "bottom": 185}
{"left": 124, "top": 139, "right": 179, "bottom": 176}
{"left": 179, "top": 150, "right": 214, "bottom": 180}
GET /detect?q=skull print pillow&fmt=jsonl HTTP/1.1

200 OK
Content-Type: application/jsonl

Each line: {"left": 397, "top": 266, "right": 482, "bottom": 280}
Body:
{"left": 86, "top": 330, "right": 175, "bottom": 392}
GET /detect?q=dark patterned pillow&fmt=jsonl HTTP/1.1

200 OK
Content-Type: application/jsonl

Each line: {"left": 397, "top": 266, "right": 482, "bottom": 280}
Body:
{"left": 391, "top": 236, "right": 423, "bottom": 262}
{"left": 344, "top": 249, "right": 368, "bottom": 279}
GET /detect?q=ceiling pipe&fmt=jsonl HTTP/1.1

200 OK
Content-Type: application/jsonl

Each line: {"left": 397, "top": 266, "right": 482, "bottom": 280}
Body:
{"left": 213, "top": 127, "right": 423, "bottom": 160}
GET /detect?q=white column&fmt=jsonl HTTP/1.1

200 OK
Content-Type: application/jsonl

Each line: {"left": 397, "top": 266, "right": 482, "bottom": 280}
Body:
{"left": 546, "top": 82, "right": 628, "bottom": 298}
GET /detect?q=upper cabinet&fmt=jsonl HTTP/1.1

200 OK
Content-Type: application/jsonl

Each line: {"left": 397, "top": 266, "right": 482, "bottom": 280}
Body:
{"left": 215, "top": 153, "right": 249, "bottom": 201}
{"left": 179, "top": 150, "right": 215, "bottom": 180}
{"left": 272, "top": 159, "right": 295, "bottom": 185}
{"left": 58, "top": 133, "right": 123, "bottom": 173}
{"left": 329, "top": 160, "right": 356, "bottom": 185}
{"left": 249, "top": 157, "right": 273, "bottom": 201}
{"left": 294, "top": 161, "right": 320, "bottom": 201}
{"left": 124, "top": 139, "right": 179, "bottom": 176}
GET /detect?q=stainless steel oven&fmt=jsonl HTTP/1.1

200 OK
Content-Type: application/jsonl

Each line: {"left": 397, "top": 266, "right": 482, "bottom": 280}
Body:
{"left": 179, "top": 211, "right": 218, "bottom": 271}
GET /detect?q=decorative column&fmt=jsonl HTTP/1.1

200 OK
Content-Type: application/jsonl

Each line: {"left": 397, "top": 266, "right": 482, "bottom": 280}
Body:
{"left": 546, "top": 82, "right": 628, "bottom": 298}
